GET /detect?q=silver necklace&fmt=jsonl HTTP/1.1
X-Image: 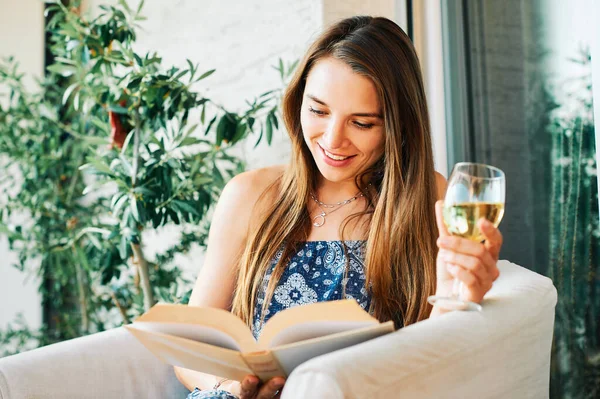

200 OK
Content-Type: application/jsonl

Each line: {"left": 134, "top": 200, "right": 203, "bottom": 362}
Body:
{"left": 310, "top": 190, "right": 365, "bottom": 227}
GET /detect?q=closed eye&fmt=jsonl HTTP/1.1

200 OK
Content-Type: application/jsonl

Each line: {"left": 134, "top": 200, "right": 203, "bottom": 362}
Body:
{"left": 308, "top": 106, "right": 327, "bottom": 116}
{"left": 354, "top": 121, "right": 375, "bottom": 129}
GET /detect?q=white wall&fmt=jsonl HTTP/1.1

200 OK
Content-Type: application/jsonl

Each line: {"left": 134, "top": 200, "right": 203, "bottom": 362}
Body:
{"left": 0, "top": 0, "right": 45, "bottom": 331}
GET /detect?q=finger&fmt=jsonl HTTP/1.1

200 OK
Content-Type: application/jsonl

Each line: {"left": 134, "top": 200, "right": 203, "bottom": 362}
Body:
{"left": 439, "top": 249, "right": 492, "bottom": 284}
{"left": 446, "top": 264, "right": 484, "bottom": 298}
{"left": 256, "top": 378, "right": 285, "bottom": 399}
{"left": 479, "top": 218, "right": 503, "bottom": 261}
{"left": 240, "top": 375, "right": 260, "bottom": 399}
{"left": 437, "top": 236, "right": 495, "bottom": 269}
{"left": 435, "top": 200, "right": 449, "bottom": 237}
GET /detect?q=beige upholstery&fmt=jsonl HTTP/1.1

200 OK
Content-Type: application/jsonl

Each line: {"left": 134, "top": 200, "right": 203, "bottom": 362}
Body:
{"left": 0, "top": 260, "right": 556, "bottom": 399}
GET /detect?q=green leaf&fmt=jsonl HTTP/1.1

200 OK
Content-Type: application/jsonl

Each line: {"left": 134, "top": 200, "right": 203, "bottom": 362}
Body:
{"left": 266, "top": 115, "right": 273, "bottom": 145}
{"left": 108, "top": 105, "right": 129, "bottom": 114}
{"left": 80, "top": 160, "right": 114, "bottom": 176}
{"left": 196, "top": 69, "right": 215, "bottom": 82}
{"left": 270, "top": 110, "right": 279, "bottom": 129}
{"left": 179, "top": 137, "right": 203, "bottom": 147}
{"left": 216, "top": 115, "right": 227, "bottom": 145}
{"left": 119, "top": 234, "right": 128, "bottom": 259}
{"left": 130, "top": 197, "right": 140, "bottom": 222}
{"left": 86, "top": 232, "right": 102, "bottom": 249}
{"left": 200, "top": 103, "right": 206, "bottom": 124}
{"left": 113, "top": 194, "right": 129, "bottom": 217}
{"left": 278, "top": 58, "right": 284, "bottom": 80}
{"left": 136, "top": 0, "right": 146, "bottom": 15}
{"left": 118, "top": 0, "right": 131, "bottom": 13}
{"left": 232, "top": 122, "right": 247, "bottom": 144}
{"left": 172, "top": 200, "right": 201, "bottom": 217}
{"left": 118, "top": 154, "right": 134, "bottom": 177}
{"left": 287, "top": 59, "right": 299, "bottom": 76}
{"left": 46, "top": 63, "right": 76, "bottom": 77}
{"left": 205, "top": 115, "right": 217, "bottom": 136}
{"left": 254, "top": 125, "right": 264, "bottom": 148}
{"left": 170, "top": 69, "right": 188, "bottom": 82}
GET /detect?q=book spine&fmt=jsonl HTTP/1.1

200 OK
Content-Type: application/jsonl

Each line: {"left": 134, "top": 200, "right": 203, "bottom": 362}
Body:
{"left": 242, "top": 351, "right": 286, "bottom": 381}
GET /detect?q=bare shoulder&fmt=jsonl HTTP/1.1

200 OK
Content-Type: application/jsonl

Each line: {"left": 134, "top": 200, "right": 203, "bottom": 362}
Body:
{"left": 220, "top": 164, "right": 286, "bottom": 225}
{"left": 224, "top": 164, "right": 286, "bottom": 204}
{"left": 435, "top": 171, "right": 448, "bottom": 200}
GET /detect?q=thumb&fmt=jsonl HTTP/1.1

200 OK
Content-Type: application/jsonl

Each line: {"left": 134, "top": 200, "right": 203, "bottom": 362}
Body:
{"left": 435, "top": 200, "right": 449, "bottom": 238}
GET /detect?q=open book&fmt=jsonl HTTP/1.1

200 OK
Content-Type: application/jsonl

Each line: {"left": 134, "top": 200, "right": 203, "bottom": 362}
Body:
{"left": 125, "top": 299, "right": 395, "bottom": 382}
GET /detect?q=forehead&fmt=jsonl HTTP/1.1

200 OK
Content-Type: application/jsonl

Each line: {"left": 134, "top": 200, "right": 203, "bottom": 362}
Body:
{"left": 304, "top": 57, "right": 380, "bottom": 112}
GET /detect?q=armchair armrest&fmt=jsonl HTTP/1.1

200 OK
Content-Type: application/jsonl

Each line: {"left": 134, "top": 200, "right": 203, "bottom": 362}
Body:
{"left": 282, "top": 261, "right": 557, "bottom": 399}
{"left": 0, "top": 326, "right": 188, "bottom": 399}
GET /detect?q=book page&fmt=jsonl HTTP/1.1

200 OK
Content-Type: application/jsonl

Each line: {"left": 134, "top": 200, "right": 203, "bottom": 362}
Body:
{"left": 258, "top": 299, "right": 378, "bottom": 348}
{"left": 269, "top": 321, "right": 395, "bottom": 375}
{"left": 125, "top": 326, "right": 254, "bottom": 381}
{"left": 267, "top": 320, "right": 376, "bottom": 348}
{"left": 134, "top": 303, "right": 258, "bottom": 352}
{"left": 130, "top": 321, "right": 241, "bottom": 350}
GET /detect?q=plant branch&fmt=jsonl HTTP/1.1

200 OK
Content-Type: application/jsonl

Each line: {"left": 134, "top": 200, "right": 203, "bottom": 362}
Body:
{"left": 132, "top": 108, "right": 141, "bottom": 186}
{"left": 130, "top": 239, "right": 154, "bottom": 311}
{"left": 72, "top": 246, "right": 89, "bottom": 333}
{"left": 110, "top": 291, "right": 130, "bottom": 324}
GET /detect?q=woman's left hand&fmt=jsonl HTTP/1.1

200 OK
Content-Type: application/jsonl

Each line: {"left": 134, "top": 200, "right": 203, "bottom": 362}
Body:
{"left": 434, "top": 200, "right": 503, "bottom": 304}
{"left": 236, "top": 375, "right": 285, "bottom": 399}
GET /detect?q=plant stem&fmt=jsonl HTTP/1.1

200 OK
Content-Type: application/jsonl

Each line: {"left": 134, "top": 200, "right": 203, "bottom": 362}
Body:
{"left": 131, "top": 240, "right": 155, "bottom": 311}
{"left": 132, "top": 109, "right": 141, "bottom": 187}
{"left": 110, "top": 291, "right": 130, "bottom": 324}
{"left": 72, "top": 246, "right": 89, "bottom": 333}
{"left": 129, "top": 108, "right": 154, "bottom": 311}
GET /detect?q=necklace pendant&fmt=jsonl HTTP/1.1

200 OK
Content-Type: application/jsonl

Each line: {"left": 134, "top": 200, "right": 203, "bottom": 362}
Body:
{"left": 313, "top": 212, "right": 326, "bottom": 227}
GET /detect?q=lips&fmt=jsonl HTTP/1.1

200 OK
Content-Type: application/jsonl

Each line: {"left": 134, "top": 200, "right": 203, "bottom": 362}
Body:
{"left": 318, "top": 143, "right": 356, "bottom": 160}
{"left": 317, "top": 143, "right": 357, "bottom": 167}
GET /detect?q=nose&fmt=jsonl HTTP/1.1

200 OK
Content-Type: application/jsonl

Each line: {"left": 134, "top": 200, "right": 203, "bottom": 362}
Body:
{"left": 322, "top": 118, "right": 346, "bottom": 149}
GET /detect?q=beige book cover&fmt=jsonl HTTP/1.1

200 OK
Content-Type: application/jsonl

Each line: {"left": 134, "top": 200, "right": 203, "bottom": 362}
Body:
{"left": 125, "top": 299, "right": 395, "bottom": 381}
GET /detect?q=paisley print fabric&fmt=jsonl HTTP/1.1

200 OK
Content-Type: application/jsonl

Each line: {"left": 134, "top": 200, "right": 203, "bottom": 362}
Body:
{"left": 252, "top": 240, "right": 371, "bottom": 339}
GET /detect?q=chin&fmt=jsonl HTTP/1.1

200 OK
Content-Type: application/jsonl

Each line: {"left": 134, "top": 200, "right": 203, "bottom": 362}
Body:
{"left": 314, "top": 160, "right": 359, "bottom": 183}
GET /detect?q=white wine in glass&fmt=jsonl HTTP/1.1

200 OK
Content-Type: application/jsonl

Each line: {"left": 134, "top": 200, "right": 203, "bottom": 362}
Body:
{"left": 443, "top": 202, "right": 505, "bottom": 242}
{"left": 428, "top": 162, "right": 506, "bottom": 311}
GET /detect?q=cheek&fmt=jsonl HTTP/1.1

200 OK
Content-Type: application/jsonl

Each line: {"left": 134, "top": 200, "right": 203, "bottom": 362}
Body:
{"left": 357, "top": 131, "right": 386, "bottom": 158}
{"left": 300, "top": 111, "right": 320, "bottom": 140}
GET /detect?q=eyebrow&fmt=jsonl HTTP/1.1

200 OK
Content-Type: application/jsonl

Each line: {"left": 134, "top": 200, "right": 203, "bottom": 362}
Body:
{"left": 306, "top": 94, "right": 382, "bottom": 118}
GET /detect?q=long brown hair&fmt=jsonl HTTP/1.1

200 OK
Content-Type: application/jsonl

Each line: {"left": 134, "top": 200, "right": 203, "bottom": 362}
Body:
{"left": 231, "top": 16, "right": 438, "bottom": 329}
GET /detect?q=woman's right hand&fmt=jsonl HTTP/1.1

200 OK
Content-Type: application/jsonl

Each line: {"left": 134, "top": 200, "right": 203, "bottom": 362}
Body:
{"left": 229, "top": 375, "right": 285, "bottom": 399}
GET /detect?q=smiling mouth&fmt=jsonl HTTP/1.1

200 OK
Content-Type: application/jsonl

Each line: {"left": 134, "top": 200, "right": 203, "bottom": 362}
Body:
{"left": 318, "top": 143, "right": 356, "bottom": 161}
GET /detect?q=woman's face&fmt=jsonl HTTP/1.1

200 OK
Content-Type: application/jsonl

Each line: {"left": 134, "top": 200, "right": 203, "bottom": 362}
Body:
{"left": 301, "top": 57, "right": 385, "bottom": 185}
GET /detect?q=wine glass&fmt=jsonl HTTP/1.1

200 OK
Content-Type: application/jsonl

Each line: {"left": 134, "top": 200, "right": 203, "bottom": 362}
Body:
{"left": 427, "top": 162, "right": 506, "bottom": 311}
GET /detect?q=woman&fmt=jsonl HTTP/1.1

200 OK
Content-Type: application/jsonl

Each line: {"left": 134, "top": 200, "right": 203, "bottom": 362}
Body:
{"left": 176, "top": 15, "right": 503, "bottom": 399}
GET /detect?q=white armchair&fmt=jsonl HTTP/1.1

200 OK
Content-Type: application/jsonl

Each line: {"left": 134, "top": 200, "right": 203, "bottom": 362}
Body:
{"left": 0, "top": 260, "right": 556, "bottom": 399}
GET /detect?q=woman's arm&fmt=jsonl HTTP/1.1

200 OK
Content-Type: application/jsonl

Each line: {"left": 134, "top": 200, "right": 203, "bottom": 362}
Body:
{"left": 174, "top": 166, "right": 283, "bottom": 392}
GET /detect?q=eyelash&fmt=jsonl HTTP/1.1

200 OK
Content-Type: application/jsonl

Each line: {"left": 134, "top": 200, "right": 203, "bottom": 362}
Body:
{"left": 308, "top": 106, "right": 375, "bottom": 130}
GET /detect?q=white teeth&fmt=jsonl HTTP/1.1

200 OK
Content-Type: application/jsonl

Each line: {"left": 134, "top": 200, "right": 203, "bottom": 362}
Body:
{"left": 324, "top": 148, "right": 351, "bottom": 161}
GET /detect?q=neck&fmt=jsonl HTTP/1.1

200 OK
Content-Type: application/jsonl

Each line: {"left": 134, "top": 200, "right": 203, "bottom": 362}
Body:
{"left": 313, "top": 175, "right": 366, "bottom": 204}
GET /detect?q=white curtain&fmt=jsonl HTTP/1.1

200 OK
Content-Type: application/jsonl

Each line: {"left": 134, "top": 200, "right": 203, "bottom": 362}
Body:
{"left": 411, "top": 0, "right": 448, "bottom": 177}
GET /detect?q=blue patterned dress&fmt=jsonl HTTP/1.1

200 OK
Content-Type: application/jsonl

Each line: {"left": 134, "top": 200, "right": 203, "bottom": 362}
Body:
{"left": 186, "top": 240, "right": 371, "bottom": 399}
